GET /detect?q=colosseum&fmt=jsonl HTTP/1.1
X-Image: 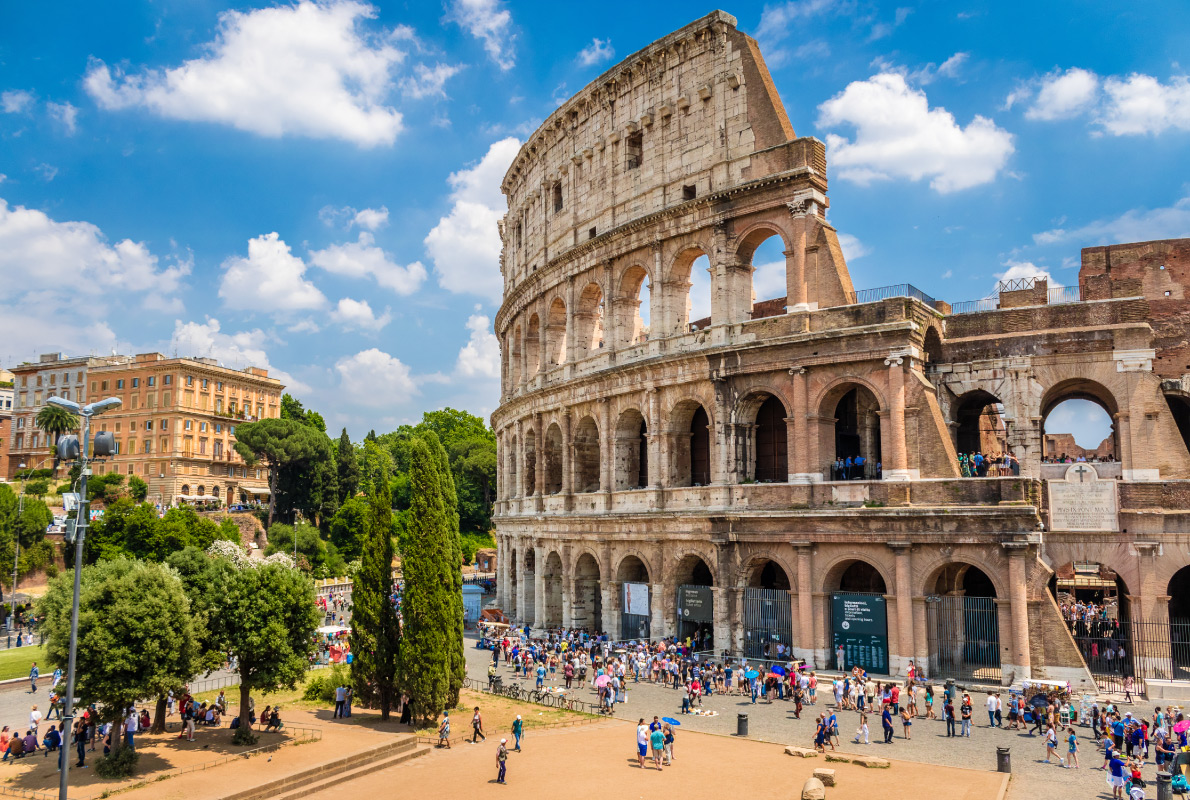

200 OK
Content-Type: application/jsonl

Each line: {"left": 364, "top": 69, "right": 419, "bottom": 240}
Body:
{"left": 490, "top": 10, "right": 1190, "bottom": 697}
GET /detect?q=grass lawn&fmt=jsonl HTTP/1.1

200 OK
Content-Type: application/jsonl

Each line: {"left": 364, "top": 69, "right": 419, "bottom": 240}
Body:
{"left": 0, "top": 644, "right": 46, "bottom": 681}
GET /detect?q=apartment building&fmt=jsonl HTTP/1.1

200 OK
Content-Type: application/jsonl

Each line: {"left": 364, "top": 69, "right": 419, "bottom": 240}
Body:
{"left": 7, "top": 353, "right": 133, "bottom": 479}
{"left": 87, "top": 353, "right": 284, "bottom": 506}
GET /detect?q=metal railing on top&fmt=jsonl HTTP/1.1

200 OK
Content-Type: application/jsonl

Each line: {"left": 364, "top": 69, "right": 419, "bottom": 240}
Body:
{"left": 846, "top": 284, "right": 936, "bottom": 307}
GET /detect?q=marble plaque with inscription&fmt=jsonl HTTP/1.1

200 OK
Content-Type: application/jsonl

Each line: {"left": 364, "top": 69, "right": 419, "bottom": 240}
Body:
{"left": 1047, "top": 464, "right": 1119, "bottom": 532}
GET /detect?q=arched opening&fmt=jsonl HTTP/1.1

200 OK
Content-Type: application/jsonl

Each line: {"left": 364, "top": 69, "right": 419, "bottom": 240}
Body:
{"left": 828, "top": 559, "right": 890, "bottom": 673}
{"left": 668, "top": 248, "right": 712, "bottom": 335}
{"left": 507, "top": 435, "right": 519, "bottom": 497}
{"left": 572, "top": 416, "right": 601, "bottom": 492}
{"left": 825, "top": 385, "right": 882, "bottom": 480}
{"left": 614, "top": 409, "right": 648, "bottom": 490}
{"left": 573, "top": 553, "right": 602, "bottom": 633}
{"left": 743, "top": 558, "right": 793, "bottom": 658}
{"left": 954, "top": 390, "right": 1008, "bottom": 473}
{"left": 545, "top": 297, "right": 567, "bottom": 368}
{"left": 753, "top": 395, "right": 788, "bottom": 482}
{"left": 510, "top": 324, "right": 523, "bottom": 386}
{"left": 616, "top": 265, "right": 651, "bottom": 347}
{"left": 617, "top": 555, "right": 651, "bottom": 640}
{"left": 522, "top": 429, "right": 537, "bottom": 497}
{"left": 925, "top": 563, "right": 1001, "bottom": 681}
{"left": 1041, "top": 380, "right": 1118, "bottom": 464}
{"left": 674, "top": 554, "right": 715, "bottom": 650}
{"left": 574, "top": 282, "right": 605, "bottom": 355}
{"left": 543, "top": 423, "right": 563, "bottom": 494}
{"left": 1050, "top": 562, "right": 1133, "bottom": 682}
{"left": 543, "top": 551, "right": 564, "bottom": 628}
{"left": 670, "top": 401, "right": 712, "bottom": 487}
{"left": 739, "top": 230, "right": 787, "bottom": 320}
{"left": 525, "top": 313, "right": 541, "bottom": 376}
{"left": 1168, "top": 566, "right": 1190, "bottom": 681}
{"left": 923, "top": 327, "right": 943, "bottom": 365}
{"left": 522, "top": 549, "right": 537, "bottom": 624}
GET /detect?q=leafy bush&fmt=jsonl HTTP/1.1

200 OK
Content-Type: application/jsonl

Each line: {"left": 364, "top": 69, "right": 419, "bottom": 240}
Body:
{"left": 303, "top": 663, "right": 350, "bottom": 703}
{"left": 95, "top": 745, "right": 140, "bottom": 778}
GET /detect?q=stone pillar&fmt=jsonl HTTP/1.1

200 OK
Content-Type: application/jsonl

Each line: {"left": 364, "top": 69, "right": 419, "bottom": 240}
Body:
{"left": 1005, "top": 544, "right": 1032, "bottom": 680}
{"left": 883, "top": 354, "right": 913, "bottom": 480}
{"left": 533, "top": 544, "right": 546, "bottom": 631}
{"left": 794, "top": 542, "right": 814, "bottom": 663}
{"left": 651, "top": 582, "right": 666, "bottom": 640}
{"left": 604, "top": 581, "right": 621, "bottom": 639}
{"left": 890, "top": 543, "right": 914, "bottom": 675}
{"left": 712, "top": 587, "right": 730, "bottom": 654}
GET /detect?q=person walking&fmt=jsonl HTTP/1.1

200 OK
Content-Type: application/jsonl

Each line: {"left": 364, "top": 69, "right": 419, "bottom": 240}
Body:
{"left": 511, "top": 715, "right": 523, "bottom": 751}
{"left": 495, "top": 738, "right": 508, "bottom": 784}
{"left": 471, "top": 707, "right": 486, "bottom": 743}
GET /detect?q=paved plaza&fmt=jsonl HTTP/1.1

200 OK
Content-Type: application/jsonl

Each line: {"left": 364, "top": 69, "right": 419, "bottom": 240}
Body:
{"left": 464, "top": 639, "right": 1152, "bottom": 800}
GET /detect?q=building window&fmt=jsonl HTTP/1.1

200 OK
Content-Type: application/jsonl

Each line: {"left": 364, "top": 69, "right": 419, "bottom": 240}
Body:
{"left": 625, "top": 131, "right": 643, "bottom": 169}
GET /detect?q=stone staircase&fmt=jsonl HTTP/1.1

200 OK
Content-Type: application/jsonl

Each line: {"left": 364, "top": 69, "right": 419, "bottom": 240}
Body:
{"left": 221, "top": 735, "right": 427, "bottom": 800}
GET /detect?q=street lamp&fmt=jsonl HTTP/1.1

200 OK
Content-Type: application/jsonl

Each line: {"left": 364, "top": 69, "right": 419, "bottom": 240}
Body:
{"left": 46, "top": 394, "right": 120, "bottom": 800}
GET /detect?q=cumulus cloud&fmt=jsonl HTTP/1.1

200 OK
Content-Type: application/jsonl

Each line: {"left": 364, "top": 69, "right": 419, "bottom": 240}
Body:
{"left": 455, "top": 311, "right": 500, "bottom": 378}
{"left": 399, "top": 63, "right": 462, "bottom": 99}
{"left": 424, "top": 137, "right": 519, "bottom": 301}
{"left": 1033, "top": 194, "right": 1190, "bottom": 246}
{"left": 309, "top": 232, "right": 425, "bottom": 295}
{"left": 335, "top": 348, "right": 418, "bottom": 406}
{"left": 47, "top": 101, "right": 78, "bottom": 134}
{"left": 329, "top": 297, "right": 392, "bottom": 331}
{"left": 2, "top": 90, "right": 34, "bottom": 113}
{"left": 169, "top": 317, "right": 308, "bottom": 393}
{"left": 577, "top": 38, "right": 614, "bottom": 68}
{"left": 84, "top": 0, "right": 406, "bottom": 147}
{"left": 219, "top": 232, "right": 327, "bottom": 312}
{"left": 817, "top": 73, "right": 1014, "bottom": 193}
{"left": 448, "top": 0, "right": 515, "bottom": 70}
{"left": 1025, "top": 68, "right": 1100, "bottom": 120}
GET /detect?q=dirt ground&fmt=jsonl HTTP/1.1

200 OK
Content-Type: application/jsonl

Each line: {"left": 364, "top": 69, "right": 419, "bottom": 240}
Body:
{"left": 304, "top": 720, "right": 1009, "bottom": 800}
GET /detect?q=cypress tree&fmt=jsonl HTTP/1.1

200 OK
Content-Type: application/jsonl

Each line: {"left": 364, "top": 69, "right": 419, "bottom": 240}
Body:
{"left": 350, "top": 441, "right": 399, "bottom": 718}
{"left": 426, "top": 431, "right": 466, "bottom": 707}
{"left": 337, "top": 428, "right": 360, "bottom": 503}
{"left": 396, "top": 434, "right": 453, "bottom": 726}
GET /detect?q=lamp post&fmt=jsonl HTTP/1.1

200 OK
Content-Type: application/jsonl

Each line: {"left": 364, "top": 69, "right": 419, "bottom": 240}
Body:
{"left": 45, "top": 395, "right": 121, "bottom": 800}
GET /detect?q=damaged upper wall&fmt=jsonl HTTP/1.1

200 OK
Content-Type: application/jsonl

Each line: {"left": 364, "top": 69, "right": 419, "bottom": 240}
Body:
{"left": 498, "top": 10, "right": 826, "bottom": 295}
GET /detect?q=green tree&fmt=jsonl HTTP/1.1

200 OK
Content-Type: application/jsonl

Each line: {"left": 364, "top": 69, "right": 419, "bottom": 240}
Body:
{"left": 336, "top": 428, "right": 360, "bottom": 503}
{"left": 128, "top": 475, "right": 149, "bottom": 502}
{"left": 328, "top": 496, "right": 370, "bottom": 561}
{"left": 396, "top": 433, "right": 460, "bottom": 726}
{"left": 35, "top": 404, "right": 78, "bottom": 469}
{"left": 233, "top": 418, "right": 332, "bottom": 526}
{"left": 203, "top": 552, "right": 319, "bottom": 741}
{"left": 350, "top": 441, "right": 399, "bottom": 718}
{"left": 38, "top": 559, "right": 200, "bottom": 766}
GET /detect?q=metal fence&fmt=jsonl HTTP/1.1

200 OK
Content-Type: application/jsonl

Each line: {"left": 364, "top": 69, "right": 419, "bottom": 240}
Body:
{"left": 925, "top": 595, "right": 1001, "bottom": 683}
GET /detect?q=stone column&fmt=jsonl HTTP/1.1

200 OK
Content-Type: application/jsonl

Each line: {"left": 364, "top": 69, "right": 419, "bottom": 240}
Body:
{"left": 533, "top": 544, "right": 546, "bottom": 631}
{"left": 883, "top": 354, "right": 912, "bottom": 480}
{"left": 889, "top": 542, "right": 915, "bottom": 675}
{"left": 793, "top": 542, "right": 814, "bottom": 663}
{"left": 1005, "top": 544, "right": 1032, "bottom": 680}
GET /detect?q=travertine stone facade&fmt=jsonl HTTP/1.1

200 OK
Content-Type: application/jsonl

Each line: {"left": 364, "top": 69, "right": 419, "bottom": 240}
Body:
{"left": 491, "top": 11, "right": 1190, "bottom": 696}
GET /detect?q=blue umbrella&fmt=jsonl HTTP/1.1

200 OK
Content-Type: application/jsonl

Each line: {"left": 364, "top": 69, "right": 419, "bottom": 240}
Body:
{"left": 745, "top": 669, "right": 759, "bottom": 679}
{"left": 662, "top": 717, "right": 681, "bottom": 726}
{"left": 771, "top": 665, "right": 787, "bottom": 676}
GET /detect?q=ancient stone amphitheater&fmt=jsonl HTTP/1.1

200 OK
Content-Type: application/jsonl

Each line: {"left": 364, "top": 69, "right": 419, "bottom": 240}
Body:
{"left": 491, "top": 10, "right": 1190, "bottom": 697}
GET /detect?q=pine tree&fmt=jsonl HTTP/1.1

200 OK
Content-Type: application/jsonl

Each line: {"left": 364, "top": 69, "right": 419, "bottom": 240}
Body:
{"left": 337, "top": 428, "right": 361, "bottom": 503}
{"left": 396, "top": 434, "right": 455, "bottom": 726}
{"left": 427, "top": 431, "right": 466, "bottom": 707}
{"left": 349, "top": 441, "right": 399, "bottom": 718}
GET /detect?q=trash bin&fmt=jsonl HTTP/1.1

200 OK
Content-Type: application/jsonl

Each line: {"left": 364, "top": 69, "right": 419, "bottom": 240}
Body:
{"left": 996, "top": 747, "right": 1011, "bottom": 773}
{"left": 737, "top": 713, "right": 749, "bottom": 737}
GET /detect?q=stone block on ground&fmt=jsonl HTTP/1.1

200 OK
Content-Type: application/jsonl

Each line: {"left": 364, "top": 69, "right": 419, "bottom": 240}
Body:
{"left": 785, "top": 745, "right": 819, "bottom": 758}
{"left": 812, "top": 768, "right": 836, "bottom": 786}
{"left": 852, "top": 755, "right": 890, "bottom": 768}
{"left": 801, "top": 777, "right": 826, "bottom": 800}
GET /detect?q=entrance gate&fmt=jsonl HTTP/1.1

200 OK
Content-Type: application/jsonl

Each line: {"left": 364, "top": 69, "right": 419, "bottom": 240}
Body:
{"left": 925, "top": 595, "right": 1002, "bottom": 682}
{"left": 743, "top": 587, "right": 792, "bottom": 658}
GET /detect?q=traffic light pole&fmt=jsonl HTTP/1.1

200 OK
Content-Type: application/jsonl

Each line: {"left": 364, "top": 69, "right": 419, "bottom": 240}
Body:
{"left": 59, "top": 410, "right": 90, "bottom": 800}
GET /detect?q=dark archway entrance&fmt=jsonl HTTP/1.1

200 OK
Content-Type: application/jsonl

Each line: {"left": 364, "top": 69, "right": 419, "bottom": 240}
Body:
{"left": 754, "top": 396, "right": 788, "bottom": 482}
{"left": 925, "top": 564, "right": 1001, "bottom": 681}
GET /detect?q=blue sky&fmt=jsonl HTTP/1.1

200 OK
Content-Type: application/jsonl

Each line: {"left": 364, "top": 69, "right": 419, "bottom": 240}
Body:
{"left": 2, "top": 1, "right": 1188, "bottom": 440}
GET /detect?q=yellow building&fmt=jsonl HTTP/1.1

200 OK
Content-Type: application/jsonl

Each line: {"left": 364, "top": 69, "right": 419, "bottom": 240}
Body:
{"left": 88, "top": 353, "right": 284, "bottom": 507}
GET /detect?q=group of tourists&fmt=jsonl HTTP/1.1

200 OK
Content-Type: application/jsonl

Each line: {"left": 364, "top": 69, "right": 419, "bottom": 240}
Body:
{"left": 958, "top": 451, "right": 1020, "bottom": 477}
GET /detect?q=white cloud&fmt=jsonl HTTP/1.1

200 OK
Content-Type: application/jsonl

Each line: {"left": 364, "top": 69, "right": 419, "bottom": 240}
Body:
{"left": 455, "top": 311, "right": 500, "bottom": 378}
{"left": 577, "top": 38, "right": 614, "bottom": 68}
{"left": 1033, "top": 194, "right": 1190, "bottom": 246}
{"left": 424, "top": 137, "right": 519, "bottom": 301}
{"left": 399, "top": 63, "right": 462, "bottom": 99}
{"left": 1100, "top": 73, "right": 1190, "bottom": 135}
{"left": 168, "top": 318, "right": 308, "bottom": 393}
{"left": 84, "top": 0, "right": 405, "bottom": 147}
{"left": 0, "top": 198, "right": 189, "bottom": 308}
{"left": 837, "top": 233, "right": 870, "bottom": 261}
{"left": 335, "top": 348, "right": 418, "bottom": 406}
{"left": 817, "top": 72, "right": 1014, "bottom": 193}
{"left": 329, "top": 297, "right": 392, "bottom": 331}
{"left": 448, "top": 0, "right": 515, "bottom": 71}
{"left": 219, "top": 232, "right": 327, "bottom": 312}
{"left": 309, "top": 232, "right": 426, "bottom": 295}
{"left": 47, "top": 101, "right": 78, "bottom": 134}
{"left": 1025, "top": 68, "right": 1100, "bottom": 120}
{"left": 1, "top": 90, "right": 34, "bottom": 114}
